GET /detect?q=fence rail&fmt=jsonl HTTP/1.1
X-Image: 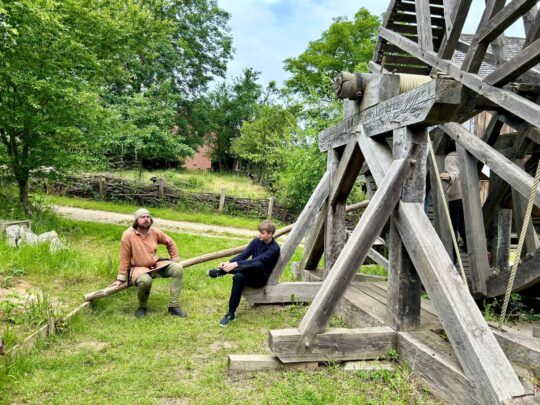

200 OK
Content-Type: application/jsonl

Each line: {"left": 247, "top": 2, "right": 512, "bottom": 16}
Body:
{"left": 42, "top": 175, "right": 295, "bottom": 223}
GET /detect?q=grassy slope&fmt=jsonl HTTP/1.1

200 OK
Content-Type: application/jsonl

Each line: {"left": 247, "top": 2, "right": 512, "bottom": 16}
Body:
{"left": 96, "top": 169, "right": 271, "bottom": 198}
{"left": 0, "top": 213, "right": 433, "bottom": 404}
{"left": 39, "top": 194, "right": 283, "bottom": 229}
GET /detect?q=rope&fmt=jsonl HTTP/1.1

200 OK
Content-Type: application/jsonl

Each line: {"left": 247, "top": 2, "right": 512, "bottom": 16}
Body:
{"left": 427, "top": 135, "right": 468, "bottom": 288}
{"left": 498, "top": 160, "right": 540, "bottom": 327}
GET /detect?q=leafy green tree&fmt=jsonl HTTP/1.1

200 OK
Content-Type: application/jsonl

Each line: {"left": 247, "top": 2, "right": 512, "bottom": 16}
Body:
{"left": 231, "top": 105, "right": 298, "bottom": 184}
{"left": 283, "top": 8, "right": 380, "bottom": 103}
{"left": 208, "top": 68, "right": 262, "bottom": 170}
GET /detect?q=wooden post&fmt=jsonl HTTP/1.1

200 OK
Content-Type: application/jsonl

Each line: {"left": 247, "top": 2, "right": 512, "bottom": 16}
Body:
{"left": 267, "top": 196, "right": 276, "bottom": 219}
{"left": 386, "top": 125, "right": 426, "bottom": 331}
{"left": 98, "top": 176, "right": 105, "bottom": 200}
{"left": 296, "top": 146, "right": 417, "bottom": 351}
{"left": 44, "top": 178, "right": 51, "bottom": 194}
{"left": 219, "top": 188, "right": 226, "bottom": 213}
{"left": 429, "top": 154, "right": 453, "bottom": 256}
{"left": 357, "top": 127, "right": 526, "bottom": 404}
{"left": 158, "top": 178, "right": 165, "bottom": 202}
{"left": 456, "top": 144, "right": 489, "bottom": 296}
{"left": 496, "top": 209, "right": 512, "bottom": 273}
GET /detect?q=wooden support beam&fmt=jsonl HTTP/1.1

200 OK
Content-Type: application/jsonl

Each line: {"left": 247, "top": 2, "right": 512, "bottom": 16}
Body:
{"left": 319, "top": 79, "right": 461, "bottom": 152}
{"left": 397, "top": 332, "right": 478, "bottom": 404}
{"left": 456, "top": 144, "right": 489, "bottom": 295}
{"left": 367, "top": 247, "right": 389, "bottom": 270}
{"left": 296, "top": 145, "right": 418, "bottom": 352}
{"left": 242, "top": 282, "right": 322, "bottom": 305}
{"left": 415, "top": 0, "right": 434, "bottom": 52}
{"left": 227, "top": 355, "right": 318, "bottom": 374}
{"left": 511, "top": 182, "right": 540, "bottom": 257}
{"left": 522, "top": 6, "right": 539, "bottom": 39}
{"left": 267, "top": 172, "right": 330, "bottom": 285}
{"left": 440, "top": 123, "right": 540, "bottom": 207}
{"left": 357, "top": 126, "right": 526, "bottom": 404}
{"left": 299, "top": 208, "right": 326, "bottom": 271}
{"left": 379, "top": 27, "right": 540, "bottom": 129}
{"left": 438, "top": 0, "right": 473, "bottom": 59}
{"left": 487, "top": 246, "right": 540, "bottom": 296}
{"left": 484, "top": 37, "right": 540, "bottom": 86}
{"left": 476, "top": 0, "right": 539, "bottom": 45}
{"left": 496, "top": 209, "right": 513, "bottom": 272}
{"left": 489, "top": 324, "right": 540, "bottom": 377}
{"left": 461, "top": 0, "right": 506, "bottom": 73}
{"left": 386, "top": 220, "right": 422, "bottom": 331}
{"left": 269, "top": 327, "right": 396, "bottom": 364}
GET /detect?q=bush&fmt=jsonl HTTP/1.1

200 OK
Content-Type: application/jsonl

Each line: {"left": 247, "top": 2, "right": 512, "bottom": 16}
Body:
{"left": 275, "top": 142, "right": 326, "bottom": 214}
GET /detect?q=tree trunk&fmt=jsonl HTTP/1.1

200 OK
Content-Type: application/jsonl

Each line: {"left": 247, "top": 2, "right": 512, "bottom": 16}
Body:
{"left": 17, "top": 177, "right": 31, "bottom": 215}
{"left": 137, "top": 156, "right": 143, "bottom": 182}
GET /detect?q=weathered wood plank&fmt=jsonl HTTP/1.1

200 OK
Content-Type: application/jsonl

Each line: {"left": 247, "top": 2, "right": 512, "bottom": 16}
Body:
{"left": 318, "top": 79, "right": 461, "bottom": 152}
{"left": 324, "top": 149, "right": 345, "bottom": 276}
{"left": 461, "top": 0, "right": 506, "bottom": 73}
{"left": 296, "top": 146, "right": 418, "bottom": 351}
{"left": 299, "top": 208, "right": 326, "bottom": 271}
{"left": 437, "top": 0, "right": 473, "bottom": 59}
{"left": 367, "top": 247, "right": 389, "bottom": 270}
{"left": 489, "top": 325, "right": 540, "bottom": 377}
{"left": 398, "top": 332, "right": 479, "bottom": 404}
{"left": 227, "top": 355, "right": 318, "bottom": 374}
{"left": 386, "top": 220, "right": 422, "bottom": 331}
{"left": 440, "top": 122, "right": 540, "bottom": 207}
{"left": 243, "top": 282, "right": 322, "bottom": 305}
{"left": 357, "top": 125, "right": 526, "bottom": 404}
{"left": 456, "top": 144, "right": 489, "bottom": 295}
{"left": 512, "top": 184, "right": 540, "bottom": 257}
{"left": 269, "top": 327, "right": 396, "bottom": 364}
{"left": 496, "top": 209, "right": 513, "bottom": 273}
{"left": 267, "top": 172, "right": 330, "bottom": 285}
{"left": 379, "top": 27, "right": 540, "bottom": 129}
{"left": 476, "top": 0, "right": 539, "bottom": 45}
{"left": 415, "top": 0, "right": 434, "bottom": 52}
{"left": 429, "top": 154, "right": 454, "bottom": 256}
{"left": 484, "top": 37, "right": 540, "bottom": 86}
{"left": 487, "top": 247, "right": 540, "bottom": 296}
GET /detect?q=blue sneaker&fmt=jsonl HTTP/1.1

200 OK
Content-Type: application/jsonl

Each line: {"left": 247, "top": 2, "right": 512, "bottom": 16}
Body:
{"left": 219, "top": 312, "right": 235, "bottom": 327}
{"left": 208, "top": 269, "right": 226, "bottom": 278}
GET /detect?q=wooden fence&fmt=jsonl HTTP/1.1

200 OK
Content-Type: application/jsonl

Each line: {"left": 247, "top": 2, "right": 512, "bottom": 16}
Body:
{"left": 44, "top": 175, "right": 295, "bottom": 223}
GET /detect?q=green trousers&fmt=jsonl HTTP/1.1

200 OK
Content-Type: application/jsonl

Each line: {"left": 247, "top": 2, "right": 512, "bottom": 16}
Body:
{"left": 134, "top": 262, "right": 183, "bottom": 308}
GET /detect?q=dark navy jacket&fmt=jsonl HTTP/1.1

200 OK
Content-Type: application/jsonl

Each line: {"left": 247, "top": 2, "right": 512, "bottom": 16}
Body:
{"left": 231, "top": 238, "right": 280, "bottom": 277}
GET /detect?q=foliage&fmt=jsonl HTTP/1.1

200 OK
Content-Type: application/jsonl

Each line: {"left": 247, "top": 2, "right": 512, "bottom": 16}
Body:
{"left": 283, "top": 8, "right": 380, "bottom": 103}
{"left": 232, "top": 104, "right": 299, "bottom": 185}
{"left": 274, "top": 137, "right": 326, "bottom": 214}
{"left": 208, "top": 68, "right": 263, "bottom": 169}
{"left": 0, "top": 0, "right": 233, "bottom": 212}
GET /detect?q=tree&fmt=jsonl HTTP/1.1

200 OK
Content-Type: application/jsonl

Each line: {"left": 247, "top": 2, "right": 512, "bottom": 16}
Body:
{"left": 283, "top": 8, "right": 380, "bottom": 103}
{"left": 231, "top": 105, "right": 298, "bottom": 184}
{"left": 208, "top": 69, "right": 262, "bottom": 170}
{"left": 0, "top": 0, "right": 233, "bottom": 212}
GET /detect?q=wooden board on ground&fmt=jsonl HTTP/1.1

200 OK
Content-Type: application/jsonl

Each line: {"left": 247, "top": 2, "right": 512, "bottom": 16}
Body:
{"left": 227, "top": 355, "right": 318, "bottom": 375}
{"left": 242, "top": 282, "right": 322, "bottom": 305}
{"left": 269, "top": 326, "right": 396, "bottom": 363}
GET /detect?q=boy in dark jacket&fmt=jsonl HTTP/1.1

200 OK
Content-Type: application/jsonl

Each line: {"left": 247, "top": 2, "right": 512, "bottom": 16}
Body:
{"left": 208, "top": 220, "right": 280, "bottom": 326}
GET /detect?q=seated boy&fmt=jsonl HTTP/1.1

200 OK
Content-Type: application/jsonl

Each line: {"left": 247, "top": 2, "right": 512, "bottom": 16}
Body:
{"left": 208, "top": 220, "right": 280, "bottom": 326}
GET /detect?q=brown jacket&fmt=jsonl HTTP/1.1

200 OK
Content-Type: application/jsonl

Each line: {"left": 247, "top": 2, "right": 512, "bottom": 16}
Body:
{"left": 117, "top": 227, "right": 179, "bottom": 283}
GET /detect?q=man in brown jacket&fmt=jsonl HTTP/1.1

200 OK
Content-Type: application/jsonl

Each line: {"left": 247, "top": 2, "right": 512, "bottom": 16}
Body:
{"left": 111, "top": 208, "right": 186, "bottom": 318}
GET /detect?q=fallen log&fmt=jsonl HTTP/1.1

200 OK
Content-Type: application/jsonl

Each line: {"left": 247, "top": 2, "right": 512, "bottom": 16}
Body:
{"left": 83, "top": 201, "right": 369, "bottom": 302}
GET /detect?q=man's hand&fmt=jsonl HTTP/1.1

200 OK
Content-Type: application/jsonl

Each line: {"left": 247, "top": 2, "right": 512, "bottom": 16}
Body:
{"left": 440, "top": 171, "right": 450, "bottom": 182}
{"left": 220, "top": 262, "right": 238, "bottom": 272}
{"left": 111, "top": 280, "right": 123, "bottom": 289}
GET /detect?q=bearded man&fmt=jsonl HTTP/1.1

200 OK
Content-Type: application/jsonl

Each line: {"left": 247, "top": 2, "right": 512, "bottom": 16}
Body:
{"left": 112, "top": 208, "right": 186, "bottom": 318}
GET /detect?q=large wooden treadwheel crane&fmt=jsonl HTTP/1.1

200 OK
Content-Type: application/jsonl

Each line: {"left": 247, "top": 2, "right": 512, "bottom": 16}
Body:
{"left": 229, "top": 1, "right": 540, "bottom": 404}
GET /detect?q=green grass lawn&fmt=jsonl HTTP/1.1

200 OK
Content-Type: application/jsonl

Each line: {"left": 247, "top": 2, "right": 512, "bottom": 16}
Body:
{"left": 94, "top": 169, "right": 271, "bottom": 198}
{"left": 0, "top": 211, "right": 435, "bottom": 404}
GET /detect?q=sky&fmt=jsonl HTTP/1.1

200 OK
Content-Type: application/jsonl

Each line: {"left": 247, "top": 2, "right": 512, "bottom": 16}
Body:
{"left": 216, "top": 0, "right": 526, "bottom": 86}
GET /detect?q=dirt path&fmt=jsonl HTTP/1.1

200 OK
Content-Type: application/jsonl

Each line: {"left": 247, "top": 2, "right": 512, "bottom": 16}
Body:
{"left": 52, "top": 205, "right": 257, "bottom": 239}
